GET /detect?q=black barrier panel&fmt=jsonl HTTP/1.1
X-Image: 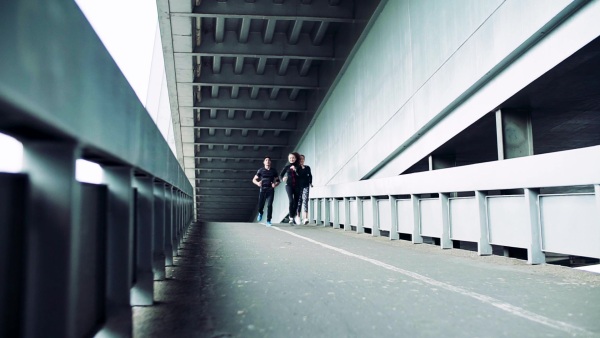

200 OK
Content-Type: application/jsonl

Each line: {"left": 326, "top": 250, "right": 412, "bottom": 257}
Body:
{"left": 76, "top": 183, "right": 108, "bottom": 338}
{"left": 0, "top": 173, "right": 28, "bottom": 337}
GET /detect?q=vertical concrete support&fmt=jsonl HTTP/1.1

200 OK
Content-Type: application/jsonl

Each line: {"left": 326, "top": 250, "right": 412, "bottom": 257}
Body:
{"left": 343, "top": 197, "right": 351, "bottom": 232}
{"left": 0, "top": 174, "right": 27, "bottom": 338}
{"left": 371, "top": 197, "right": 380, "bottom": 237}
{"left": 356, "top": 197, "right": 364, "bottom": 234}
{"left": 428, "top": 154, "right": 456, "bottom": 170}
{"left": 389, "top": 196, "right": 399, "bottom": 240}
{"left": 102, "top": 166, "right": 134, "bottom": 337}
{"left": 495, "top": 109, "right": 533, "bottom": 160}
{"left": 164, "top": 186, "right": 174, "bottom": 266}
{"left": 316, "top": 198, "right": 322, "bottom": 225}
{"left": 411, "top": 195, "right": 423, "bottom": 244}
{"left": 152, "top": 182, "right": 166, "bottom": 280}
{"left": 131, "top": 176, "right": 154, "bottom": 306}
{"left": 324, "top": 198, "right": 331, "bottom": 227}
{"left": 309, "top": 198, "right": 315, "bottom": 223}
{"left": 525, "top": 188, "right": 545, "bottom": 265}
{"left": 21, "top": 142, "right": 81, "bottom": 338}
{"left": 440, "top": 193, "right": 452, "bottom": 249}
{"left": 333, "top": 198, "right": 340, "bottom": 229}
{"left": 476, "top": 191, "right": 493, "bottom": 256}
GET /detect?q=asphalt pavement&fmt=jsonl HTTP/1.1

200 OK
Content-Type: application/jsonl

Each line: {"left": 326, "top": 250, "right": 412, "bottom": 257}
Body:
{"left": 133, "top": 221, "right": 600, "bottom": 338}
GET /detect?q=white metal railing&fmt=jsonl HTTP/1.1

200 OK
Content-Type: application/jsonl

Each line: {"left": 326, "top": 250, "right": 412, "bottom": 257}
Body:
{"left": 310, "top": 146, "right": 600, "bottom": 264}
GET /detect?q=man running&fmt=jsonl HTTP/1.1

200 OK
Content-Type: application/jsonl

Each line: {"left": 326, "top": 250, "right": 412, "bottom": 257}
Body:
{"left": 252, "top": 156, "right": 280, "bottom": 226}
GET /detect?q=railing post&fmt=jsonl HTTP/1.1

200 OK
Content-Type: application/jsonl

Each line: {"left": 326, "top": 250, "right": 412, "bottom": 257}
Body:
{"left": 324, "top": 198, "right": 331, "bottom": 227}
{"left": 344, "top": 197, "right": 351, "bottom": 232}
{"left": 333, "top": 198, "right": 340, "bottom": 229}
{"left": 309, "top": 198, "right": 314, "bottom": 223}
{"left": 389, "top": 195, "right": 399, "bottom": 240}
{"left": 371, "top": 197, "right": 379, "bottom": 237}
{"left": 152, "top": 181, "right": 166, "bottom": 280}
{"left": 476, "top": 191, "right": 493, "bottom": 255}
{"left": 131, "top": 176, "right": 154, "bottom": 306}
{"left": 102, "top": 166, "right": 134, "bottom": 337}
{"left": 525, "top": 188, "right": 545, "bottom": 264}
{"left": 440, "top": 193, "right": 452, "bottom": 249}
{"left": 356, "top": 196, "right": 364, "bottom": 234}
{"left": 164, "top": 185, "right": 174, "bottom": 266}
{"left": 21, "top": 142, "right": 81, "bottom": 338}
{"left": 411, "top": 194, "right": 423, "bottom": 244}
{"left": 316, "top": 198, "right": 322, "bottom": 225}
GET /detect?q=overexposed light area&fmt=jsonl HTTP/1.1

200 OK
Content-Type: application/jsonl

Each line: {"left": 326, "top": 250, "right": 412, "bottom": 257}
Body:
{"left": 0, "top": 133, "right": 23, "bottom": 173}
{"left": 76, "top": 159, "right": 104, "bottom": 184}
{"left": 575, "top": 264, "right": 600, "bottom": 274}
{"left": 74, "top": 0, "right": 157, "bottom": 103}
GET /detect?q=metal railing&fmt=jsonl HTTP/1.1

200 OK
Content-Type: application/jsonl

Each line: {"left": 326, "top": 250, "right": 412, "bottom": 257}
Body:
{"left": 0, "top": 2, "right": 193, "bottom": 337}
{"left": 310, "top": 146, "right": 600, "bottom": 265}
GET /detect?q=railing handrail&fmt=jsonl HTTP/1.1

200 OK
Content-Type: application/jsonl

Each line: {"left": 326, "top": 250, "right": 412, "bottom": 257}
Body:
{"left": 0, "top": 2, "right": 192, "bottom": 196}
{"left": 311, "top": 146, "right": 600, "bottom": 198}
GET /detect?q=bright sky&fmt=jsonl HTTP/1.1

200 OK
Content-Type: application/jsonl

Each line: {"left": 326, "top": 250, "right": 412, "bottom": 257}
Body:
{"left": 74, "top": 0, "right": 158, "bottom": 103}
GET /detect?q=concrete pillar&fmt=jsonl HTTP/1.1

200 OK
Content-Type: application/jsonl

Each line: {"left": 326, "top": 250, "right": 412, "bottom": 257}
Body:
{"left": 164, "top": 186, "right": 174, "bottom": 266}
{"left": 343, "top": 197, "right": 351, "bottom": 232}
{"left": 152, "top": 182, "right": 166, "bottom": 280}
{"left": 411, "top": 195, "right": 424, "bottom": 244}
{"left": 324, "top": 198, "right": 331, "bottom": 227}
{"left": 495, "top": 109, "right": 533, "bottom": 160}
{"left": 332, "top": 198, "right": 340, "bottom": 229}
{"left": 389, "top": 196, "right": 399, "bottom": 240}
{"left": 0, "top": 173, "right": 27, "bottom": 337}
{"left": 476, "top": 191, "right": 493, "bottom": 255}
{"left": 21, "top": 142, "right": 81, "bottom": 338}
{"left": 101, "top": 166, "right": 134, "bottom": 337}
{"left": 316, "top": 198, "right": 322, "bottom": 225}
{"left": 371, "top": 197, "right": 379, "bottom": 237}
{"left": 428, "top": 154, "right": 456, "bottom": 170}
{"left": 440, "top": 193, "right": 452, "bottom": 249}
{"left": 131, "top": 176, "right": 154, "bottom": 306}
{"left": 525, "top": 188, "right": 545, "bottom": 264}
{"left": 356, "top": 197, "right": 364, "bottom": 234}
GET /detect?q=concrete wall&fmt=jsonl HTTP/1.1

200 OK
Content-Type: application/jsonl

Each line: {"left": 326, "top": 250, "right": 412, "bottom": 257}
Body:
{"left": 271, "top": 0, "right": 600, "bottom": 222}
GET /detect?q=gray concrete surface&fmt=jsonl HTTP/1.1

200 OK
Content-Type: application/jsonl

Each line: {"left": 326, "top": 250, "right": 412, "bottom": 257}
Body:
{"left": 134, "top": 222, "right": 600, "bottom": 337}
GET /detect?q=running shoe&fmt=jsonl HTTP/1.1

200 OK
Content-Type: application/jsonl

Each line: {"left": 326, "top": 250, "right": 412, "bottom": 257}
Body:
{"left": 303, "top": 219, "right": 309, "bottom": 225}
{"left": 294, "top": 215, "right": 301, "bottom": 225}
{"left": 266, "top": 221, "right": 272, "bottom": 227}
{"left": 257, "top": 213, "right": 262, "bottom": 222}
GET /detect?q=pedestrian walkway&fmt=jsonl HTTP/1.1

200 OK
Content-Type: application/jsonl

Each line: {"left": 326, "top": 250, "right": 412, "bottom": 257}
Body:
{"left": 133, "top": 222, "right": 600, "bottom": 337}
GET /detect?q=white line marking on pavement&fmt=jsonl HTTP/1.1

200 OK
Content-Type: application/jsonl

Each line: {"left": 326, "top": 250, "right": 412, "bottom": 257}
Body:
{"left": 273, "top": 227, "right": 591, "bottom": 336}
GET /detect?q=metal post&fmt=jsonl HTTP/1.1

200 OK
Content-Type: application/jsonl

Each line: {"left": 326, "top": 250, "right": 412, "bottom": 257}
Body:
{"left": 411, "top": 194, "right": 424, "bottom": 244}
{"left": 389, "top": 196, "right": 399, "bottom": 240}
{"left": 525, "top": 188, "right": 544, "bottom": 264}
{"left": 356, "top": 197, "right": 364, "bottom": 234}
{"left": 476, "top": 191, "right": 493, "bottom": 255}
{"left": 440, "top": 193, "right": 452, "bottom": 249}
{"left": 131, "top": 176, "right": 154, "bottom": 306}
{"left": 371, "top": 197, "right": 379, "bottom": 237}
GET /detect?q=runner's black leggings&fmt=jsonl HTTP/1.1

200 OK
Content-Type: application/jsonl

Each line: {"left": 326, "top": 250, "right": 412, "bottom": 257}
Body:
{"left": 285, "top": 185, "right": 301, "bottom": 219}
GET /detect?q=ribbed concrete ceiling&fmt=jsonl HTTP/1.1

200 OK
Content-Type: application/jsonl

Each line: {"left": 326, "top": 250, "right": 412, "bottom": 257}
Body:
{"left": 157, "top": 0, "right": 382, "bottom": 222}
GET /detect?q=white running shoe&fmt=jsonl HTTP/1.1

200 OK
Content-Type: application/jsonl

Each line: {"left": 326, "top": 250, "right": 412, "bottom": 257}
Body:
{"left": 294, "top": 215, "right": 301, "bottom": 225}
{"left": 303, "top": 219, "right": 309, "bottom": 225}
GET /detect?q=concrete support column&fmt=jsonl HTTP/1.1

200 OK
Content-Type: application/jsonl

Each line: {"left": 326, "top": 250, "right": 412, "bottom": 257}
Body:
{"left": 0, "top": 173, "right": 27, "bottom": 338}
{"left": 371, "top": 197, "right": 379, "bottom": 237}
{"left": 476, "top": 191, "right": 493, "bottom": 255}
{"left": 309, "top": 198, "right": 315, "bottom": 223}
{"left": 152, "top": 182, "right": 166, "bottom": 280}
{"left": 131, "top": 176, "right": 154, "bottom": 306}
{"left": 525, "top": 188, "right": 545, "bottom": 264}
{"left": 411, "top": 195, "right": 424, "bottom": 244}
{"left": 440, "top": 193, "right": 452, "bottom": 249}
{"left": 389, "top": 196, "right": 399, "bottom": 240}
{"left": 101, "top": 166, "right": 134, "bottom": 337}
{"left": 343, "top": 198, "right": 351, "bottom": 232}
{"left": 21, "top": 142, "right": 81, "bottom": 338}
{"left": 496, "top": 109, "right": 533, "bottom": 160}
{"left": 324, "top": 198, "right": 331, "bottom": 227}
{"left": 356, "top": 197, "right": 364, "bottom": 234}
{"left": 333, "top": 198, "right": 340, "bottom": 229}
{"left": 164, "top": 186, "right": 174, "bottom": 266}
{"left": 316, "top": 198, "right": 322, "bottom": 225}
